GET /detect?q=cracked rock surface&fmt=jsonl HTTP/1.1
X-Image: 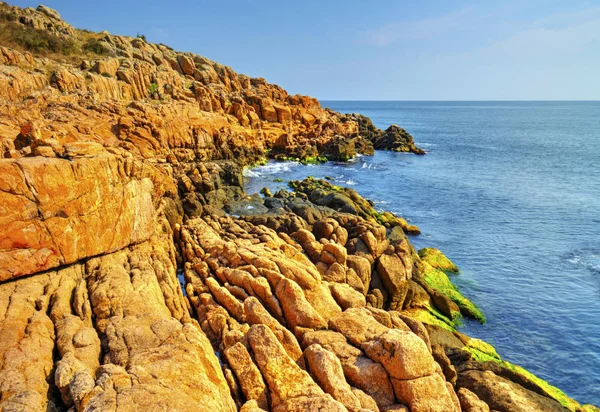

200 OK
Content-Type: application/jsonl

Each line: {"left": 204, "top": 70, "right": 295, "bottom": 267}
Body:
{"left": 0, "top": 3, "right": 594, "bottom": 412}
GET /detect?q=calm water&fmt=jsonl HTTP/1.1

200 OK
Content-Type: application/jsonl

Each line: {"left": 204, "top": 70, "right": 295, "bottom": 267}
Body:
{"left": 245, "top": 101, "right": 600, "bottom": 405}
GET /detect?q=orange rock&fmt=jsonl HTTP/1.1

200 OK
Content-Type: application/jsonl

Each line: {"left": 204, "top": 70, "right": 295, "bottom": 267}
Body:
{"left": 392, "top": 373, "right": 458, "bottom": 412}
{"left": 361, "top": 329, "right": 435, "bottom": 380}
{"left": 304, "top": 344, "right": 363, "bottom": 412}
{"left": 225, "top": 342, "right": 269, "bottom": 409}
{"left": 0, "top": 154, "right": 157, "bottom": 281}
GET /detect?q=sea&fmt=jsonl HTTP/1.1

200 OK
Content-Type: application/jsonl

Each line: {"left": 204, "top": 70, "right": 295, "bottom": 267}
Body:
{"left": 244, "top": 101, "right": 600, "bottom": 405}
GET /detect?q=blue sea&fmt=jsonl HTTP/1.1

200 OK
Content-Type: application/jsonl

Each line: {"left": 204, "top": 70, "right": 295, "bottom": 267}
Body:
{"left": 245, "top": 101, "right": 600, "bottom": 405}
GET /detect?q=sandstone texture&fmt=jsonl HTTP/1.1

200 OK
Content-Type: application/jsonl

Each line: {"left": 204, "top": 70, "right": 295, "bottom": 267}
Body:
{"left": 0, "top": 3, "right": 594, "bottom": 412}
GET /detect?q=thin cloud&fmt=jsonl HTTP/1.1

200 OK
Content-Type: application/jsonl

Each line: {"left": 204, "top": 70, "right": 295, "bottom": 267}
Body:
{"left": 459, "top": 5, "right": 600, "bottom": 61}
{"left": 360, "top": 7, "right": 475, "bottom": 46}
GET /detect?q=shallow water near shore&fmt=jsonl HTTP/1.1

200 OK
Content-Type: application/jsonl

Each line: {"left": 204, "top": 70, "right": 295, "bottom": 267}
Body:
{"left": 245, "top": 101, "right": 600, "bottom": 405}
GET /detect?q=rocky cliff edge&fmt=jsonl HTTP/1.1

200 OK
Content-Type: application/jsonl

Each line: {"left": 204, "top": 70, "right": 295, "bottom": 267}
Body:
{"left": 0, "top": 4, "right": 596, "bottom": 412}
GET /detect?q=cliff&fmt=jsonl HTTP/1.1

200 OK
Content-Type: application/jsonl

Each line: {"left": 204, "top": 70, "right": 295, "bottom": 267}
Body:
{"left": 0, "top": 3, "right": 596, "bottom": 412}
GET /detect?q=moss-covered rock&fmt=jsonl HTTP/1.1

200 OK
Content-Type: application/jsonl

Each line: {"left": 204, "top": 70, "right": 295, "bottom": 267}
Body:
{"left": 464, "top": 343, "right": 581, "bottom": 411}
{"left": 300, "top": 155, "right": 328, "bottom": 165}
{"left": 420, "top": 261, "right": 485, "bottom": 323}
{"left": 288, "top": 177, "right": 420, "bottom": 235}
{"left": 260, "top": 187, "right": 273, "bottom": 197}
{"left": 413, "top": 312, "right": 582, "bottom": 411}
{"left": 418, "top": 247, "right": 459, "bottom": 273}
{"left": 403, "top": 305, "right": 459, "bottom": 332}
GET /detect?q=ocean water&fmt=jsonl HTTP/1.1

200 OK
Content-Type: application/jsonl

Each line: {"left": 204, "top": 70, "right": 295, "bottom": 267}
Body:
{"left": 245, "top": 101, "right": 600, "bottom": 405}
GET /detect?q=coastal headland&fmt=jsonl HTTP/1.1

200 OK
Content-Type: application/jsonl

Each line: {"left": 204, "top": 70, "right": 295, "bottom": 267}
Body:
{"left": 0, "top": 3, "right": 597, "bottom": 411}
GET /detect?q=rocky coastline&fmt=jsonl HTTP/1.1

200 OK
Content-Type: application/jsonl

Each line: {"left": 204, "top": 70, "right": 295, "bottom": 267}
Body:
{"left": 0, "top": 3, "right": 597, "bottom": 412}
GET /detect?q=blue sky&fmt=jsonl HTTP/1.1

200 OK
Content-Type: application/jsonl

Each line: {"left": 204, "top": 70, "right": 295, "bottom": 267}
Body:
{"left": 11, "top": 0, "right": 600, "bottom": 100}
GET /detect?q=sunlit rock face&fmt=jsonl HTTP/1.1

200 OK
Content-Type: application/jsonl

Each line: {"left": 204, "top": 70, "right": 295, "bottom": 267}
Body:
{"left": 0, "top": 3, "right": 588, "bottom": 412}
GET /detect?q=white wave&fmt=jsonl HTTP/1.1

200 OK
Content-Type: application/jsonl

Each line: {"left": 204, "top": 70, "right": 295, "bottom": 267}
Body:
{"left": 567, "top": 250, "right": 600, "bottom": 273}
{"left": 243, "top": 169, "right": 261, "bottom": 177}
{"left": 344, "top": 179, "right": 358, "bottom": 186}
{"left": 243, "top": 161, "right": 300, "bottom": 177}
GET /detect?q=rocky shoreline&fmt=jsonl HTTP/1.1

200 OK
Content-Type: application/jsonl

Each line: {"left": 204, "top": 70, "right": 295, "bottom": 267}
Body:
{"left": 0, "top": 3, "right": 597, "bottom": 411}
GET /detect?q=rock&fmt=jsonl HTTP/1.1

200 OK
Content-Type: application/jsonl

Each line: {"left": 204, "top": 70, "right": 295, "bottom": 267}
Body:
{"left": 178, "top": 54, "right": 196, "bottom": 75}
{"left": 376, "top": 252, "right": 411, "bottom": 311}
{"left": 247, "top": 324, "right": 323, "bottom": 408}
{"left": 63, "top": 142, "right": 105, "bottom": 157}
{"left": 351, "top": 388, "right": 380, "bottom": 411}
{"left": 418, "top": 262, "right": 485, "bottom": 323}
{"left": 371, "top": 124, "right": 425, "bottom": 155}
{"left": 243, "top": 297, "right": 302, "bottom": 363}
{"left": 93, "top": 58, "right": 121, "bottom": 77}
{"left": 346, "top": 255, "right": 371, "bottom": 295}
{"left": 329, "top": 283, "right": 367, "bottom": 310}
{"left": 36, "top": 5, "right": 62, "bottom": 20}
{"left": 14, "top": 121, "right": 42, "bottom": 149}
{"left": 457, "top": 370, "right": 570, "bottom": 412}
{"left": 0, "top": 4, "right": 592, "bottom": 412}
{"left": 272, "top": 395, "right": 347, "bottom": 412}
{"left": 305, "top": 344, "right": 363, "bottom": 411}
{"left": 276, "top": 278, "right": 327, "bottom": 333}
{"left": 0, "top": 155, "right": 157, "bottom": 281}
{"left": 458, "top": 387, "right": 490, "bottom": 412}
{"left": 329, "top": 308, "right": 389, "bottom": 346}
{"left": 391, "top": 373, "right": 458, "bottom": 412}
{"left": 240, "top": 400, "right": 268, "bottom": 412}
{"left": 225, "top": 342, "right": 269, "bottom": 409}
{"left": 343, "top": 355, "right": 396, "bottom": 407}
{"left": 432, "top": 344, "right": 457, "bottom": 385}
{"left": 361, "top": 329, "right": 435, "bottom": 380}
{"left": 418, "top": 248, "right": 459, "bottom": 273}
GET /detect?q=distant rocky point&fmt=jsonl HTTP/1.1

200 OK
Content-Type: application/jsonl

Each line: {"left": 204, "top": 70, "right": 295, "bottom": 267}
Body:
{"left": 0, "top": 3, "right": 596, "bottom": 412}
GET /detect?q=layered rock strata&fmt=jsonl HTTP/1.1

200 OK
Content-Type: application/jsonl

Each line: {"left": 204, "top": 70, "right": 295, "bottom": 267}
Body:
{"left": 0, "top": 3, "right": 597, "bottom": 412}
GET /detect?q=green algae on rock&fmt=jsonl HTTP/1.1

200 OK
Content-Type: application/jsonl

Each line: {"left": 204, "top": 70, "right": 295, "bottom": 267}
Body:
{"left": 289, "top": 177, "right": 420, "bottom": 235}
{"left": 419, "top": 261, "right": 486, "bottom": 323}
{"left": 409, "top": 305, "right": 583, "bottom": 411}
{"left": 418, "top": 247, "right": 459, "bottom": 273}
{"left": 464, "top": 342, "right": 581, "bottom": 411}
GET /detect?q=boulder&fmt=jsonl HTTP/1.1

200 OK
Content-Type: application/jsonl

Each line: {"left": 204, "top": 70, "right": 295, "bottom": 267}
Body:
{"left": 361, "top": 329, "right": 435, "bottom": 380}
{"left": 305, "top": 344, "right": 363, "bottom": 411}
{"left": 391, "top": 373, "right": 458, "bottom": 412}
{"left": 458, "top": 387, "right": 490, "bottom": 412}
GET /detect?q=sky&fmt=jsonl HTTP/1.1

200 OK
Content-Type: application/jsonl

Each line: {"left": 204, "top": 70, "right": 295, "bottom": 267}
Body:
{"left": 10, "top": 0, "right": 600, "bottom": 100}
